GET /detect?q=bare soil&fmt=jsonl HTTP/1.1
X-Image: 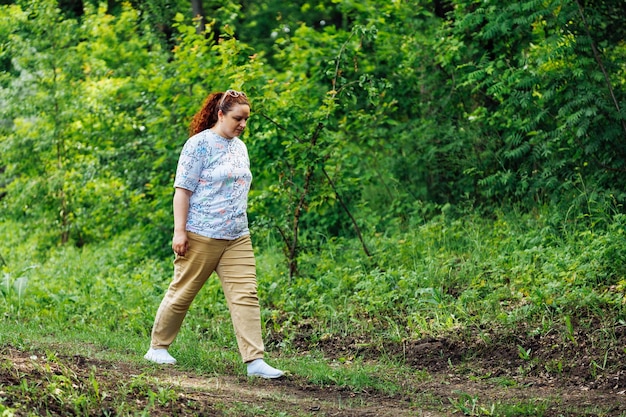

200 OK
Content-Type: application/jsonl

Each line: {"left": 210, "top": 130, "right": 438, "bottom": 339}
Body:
{"left": 1, "top": 322, "right": 625, "bottom": 416}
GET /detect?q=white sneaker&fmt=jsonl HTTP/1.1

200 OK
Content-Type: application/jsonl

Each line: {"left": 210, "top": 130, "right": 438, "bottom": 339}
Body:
{"left": 144, "top": 348, "right": 177, "bottom": 365}
{"left": 247, "top": 359, "right": 284, "bottom": 379}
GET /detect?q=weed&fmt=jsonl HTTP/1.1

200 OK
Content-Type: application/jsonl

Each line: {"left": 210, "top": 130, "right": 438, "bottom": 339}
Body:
{"left": 544, "top": 359, "right": 563, "bottom": 375}
{"left": 517, "top": 345, "right": 532, "bottom": 361}
{"left": 449, "top": 391, "right": 494, "bottom": 416}
{"left": 590, "top": 350, "right": 609, "bottom": 380}
{"left": 491, "top": 376, "right": 519, "bottom": 387}
{"left": 492, "top": 399, "right": 548, "bottom": 416}
{"left": 0, "top": 266, "right": 36, "bottom": 318}
{"left": 563, "top": 315, "right": 578, "bottom": 346}
{"left": 0, "top": 403, "right": 17, "bottom": 417}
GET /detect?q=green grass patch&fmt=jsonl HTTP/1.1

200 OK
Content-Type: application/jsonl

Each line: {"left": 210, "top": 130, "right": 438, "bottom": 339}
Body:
{"left": 1, "top": 207, "right": 626, "bottom": 415}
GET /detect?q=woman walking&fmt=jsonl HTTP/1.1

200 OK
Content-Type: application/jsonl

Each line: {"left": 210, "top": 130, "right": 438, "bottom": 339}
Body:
{"left": 144, "top": 90, "right": 284, "bottom": 379}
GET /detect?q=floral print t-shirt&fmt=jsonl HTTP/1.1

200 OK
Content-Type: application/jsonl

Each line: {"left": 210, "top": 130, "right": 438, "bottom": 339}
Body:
{"left": 174, "top": 129, "right": 252, "bottom": 240}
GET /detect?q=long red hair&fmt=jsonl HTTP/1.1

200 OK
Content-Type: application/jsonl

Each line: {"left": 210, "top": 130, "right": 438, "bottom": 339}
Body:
{"left": 189, "top": 91, "right": 250, "bottom": 136}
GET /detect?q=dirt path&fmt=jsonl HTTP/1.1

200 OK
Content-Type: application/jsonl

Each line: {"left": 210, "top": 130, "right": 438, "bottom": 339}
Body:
{"left": 2, "top": 333, "right": 626, "bottom": 416}
{"left": 156, "top": 371, "right": 431, "bottom": 416}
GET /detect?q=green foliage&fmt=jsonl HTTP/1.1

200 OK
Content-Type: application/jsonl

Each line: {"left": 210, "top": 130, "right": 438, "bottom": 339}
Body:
{"left": 2, "top": 202, "right": 626, "bottom": 414}
{"left": 449, "top": 391, "right": 549, "bottom": 416}
{"left": 2, "top": 0, "right": 626, "bottom": 268}
{"left": 441, "top": 0, "right": 626, "bottom": 207}
{"left": 0, "top": 5, "right": 625, "bottom": 416}
{"left": 0, "top": 1, "right": 624, "bottom": 359}
{"left": 4, "top": 201, "right": 624, "bottom": 352}
{"left": 0, "top": 0, "right": 625, "bottom": 372}
{"left": 1, "top": 1, "right": 166, "bottom": 248}
{"left": 254, "top": 207, "right": 626, "bottom": 345}
{"left": 0, "top": 218, "right": 170, "bottom": 335}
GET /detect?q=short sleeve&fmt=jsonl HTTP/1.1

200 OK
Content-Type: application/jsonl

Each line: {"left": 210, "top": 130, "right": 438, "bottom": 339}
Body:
{"left": 174, "top": 135, "right": 208, "bottom": 192}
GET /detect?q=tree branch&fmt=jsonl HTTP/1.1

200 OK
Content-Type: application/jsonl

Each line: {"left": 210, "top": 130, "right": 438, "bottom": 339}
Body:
{"left": 260, "top": 113, "right": 303, "bottom": 143}
{"left": 321, "top": 166, "right": 373, "bottom": 258}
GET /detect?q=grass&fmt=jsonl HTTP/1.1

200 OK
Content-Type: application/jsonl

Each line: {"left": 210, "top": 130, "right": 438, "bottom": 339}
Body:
{"left": 0, "top": 318, "right": 422, "bottom": 416}
{"left": 1, "top": 207, "right": 626, "bottom": 415}
{"left": 3, "top": 210, "right": 625, "bottom": 344}
{"left": 466, "top": 398, "right": 549, "bottom": 417}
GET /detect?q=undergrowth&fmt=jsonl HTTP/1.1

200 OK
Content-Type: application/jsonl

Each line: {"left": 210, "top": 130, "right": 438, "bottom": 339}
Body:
{"left": 0, "top": 206, "right": 625, "bottom": 416}
{"left": 1, "top": 207, "right": 625, "bottom": 348}
{"left": 260, "top": 208, "right": 626, "bottom": 346}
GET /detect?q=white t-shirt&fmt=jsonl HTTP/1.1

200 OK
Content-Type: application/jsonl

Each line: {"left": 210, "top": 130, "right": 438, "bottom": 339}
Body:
{"left": 174, "top": 129, "right": 252, "bottom": 240}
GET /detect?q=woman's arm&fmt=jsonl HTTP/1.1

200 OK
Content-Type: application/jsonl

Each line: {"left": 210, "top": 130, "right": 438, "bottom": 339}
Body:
{"left": 172, "top": 187, "right": 193, "bottom": 256}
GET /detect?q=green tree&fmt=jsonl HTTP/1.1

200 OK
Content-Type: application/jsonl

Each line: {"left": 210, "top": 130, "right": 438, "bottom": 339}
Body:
{"left": 438, "top": 0, "right": 626, "bottom": 209}
{"left": 0, "top": 1, "right": 171, "bottom": 248}
{"left": 1, "top": 1, "right": 86, "bottom": 245}
{"left": 3, "top": 0, "right": 626, "bottom": 275}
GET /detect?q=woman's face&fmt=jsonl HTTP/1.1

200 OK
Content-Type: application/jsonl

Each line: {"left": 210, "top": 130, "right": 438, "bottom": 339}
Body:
{"left": 217, "top": 104, "right": 250, "bottom": 139}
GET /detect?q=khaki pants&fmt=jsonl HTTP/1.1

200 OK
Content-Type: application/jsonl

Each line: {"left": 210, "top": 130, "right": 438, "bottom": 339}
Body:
{"left": 150, "top": 233, "right": 264, "bottom": 363}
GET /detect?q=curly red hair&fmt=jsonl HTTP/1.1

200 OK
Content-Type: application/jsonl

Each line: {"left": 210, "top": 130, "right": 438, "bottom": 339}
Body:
{"left": 189, "top": 91, "right": 250, "bottom": 136}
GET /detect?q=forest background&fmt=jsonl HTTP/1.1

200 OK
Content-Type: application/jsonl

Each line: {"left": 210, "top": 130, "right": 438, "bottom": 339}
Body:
{"left": 1, "top": 0, "right": 626, "bottom": 415}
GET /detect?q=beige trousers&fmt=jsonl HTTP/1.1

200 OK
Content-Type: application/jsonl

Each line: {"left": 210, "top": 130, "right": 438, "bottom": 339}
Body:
{"left": 150, "top": 232, "right": 264, "bottom": 363}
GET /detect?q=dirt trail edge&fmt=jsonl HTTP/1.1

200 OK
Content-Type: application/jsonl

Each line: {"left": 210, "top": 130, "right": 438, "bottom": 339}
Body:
{"left": 2, "top": 341, "right": 626, "bottom": 416}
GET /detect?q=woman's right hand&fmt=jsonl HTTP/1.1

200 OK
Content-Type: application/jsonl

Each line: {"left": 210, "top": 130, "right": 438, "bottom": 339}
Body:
{"left": 172, "top": 231, "right": 189, "bottom": 256}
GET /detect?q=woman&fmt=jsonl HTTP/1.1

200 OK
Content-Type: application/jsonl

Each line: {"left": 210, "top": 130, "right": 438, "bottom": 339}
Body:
{"left": 144, "top": 90, "right": 284, "bottom": 379}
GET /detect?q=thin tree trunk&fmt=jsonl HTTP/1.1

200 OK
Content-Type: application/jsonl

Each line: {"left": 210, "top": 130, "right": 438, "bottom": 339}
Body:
{"left": 52, "top": 67, "right": 69, "bottom": 245}
{"left": 191, "top": 0, "right": 206, "bottom": 34}
{"left": 288, "top": 123, "right": 324, "bottom": 279}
